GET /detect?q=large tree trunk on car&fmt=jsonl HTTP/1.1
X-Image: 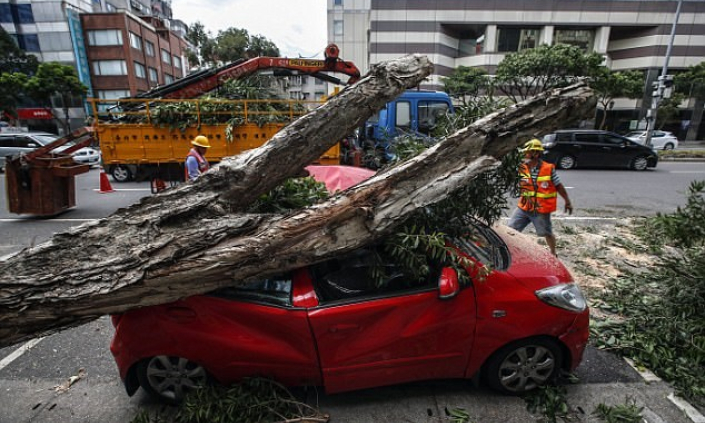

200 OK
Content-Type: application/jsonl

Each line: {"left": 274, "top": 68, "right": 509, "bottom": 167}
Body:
{"left": 0, "top": 54, "right": 595, "bottom": 348}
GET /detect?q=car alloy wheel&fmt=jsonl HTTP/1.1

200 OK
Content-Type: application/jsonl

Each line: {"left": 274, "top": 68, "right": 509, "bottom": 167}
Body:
{"left": 631, "top": 156, "right": 649, "bottom": 171}
{"left": 485, "top": 338, "right": 562, "bottom": 394}
{"left": 557, "top": 155, "right": 576, "bottom": 169}
{"left": 137, "top": 355, "right": 208, "bottom": 402}
{"left": 663, "top": 143, "right": 675, "bottom": 150}
{"left": 111, "top": 165, "right": 132, "bottom": 182}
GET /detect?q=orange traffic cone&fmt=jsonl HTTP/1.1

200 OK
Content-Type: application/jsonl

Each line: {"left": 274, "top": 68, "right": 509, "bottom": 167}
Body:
{"left": 98, "top": 167, "right": 114, "bottom": 193}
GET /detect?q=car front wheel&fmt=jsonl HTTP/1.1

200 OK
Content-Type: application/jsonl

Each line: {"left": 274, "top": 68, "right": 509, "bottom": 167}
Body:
{"left": 137, "top": 355, "right": 209, "bottom": 403}
{"left": 484, "top": 338, "right": 563, "bottom": 394}
{"left": 631, "top": 156, "right": 649, "bottom": 171}
{"left": 557, "top": 155, "right": 576, "bottom": 169}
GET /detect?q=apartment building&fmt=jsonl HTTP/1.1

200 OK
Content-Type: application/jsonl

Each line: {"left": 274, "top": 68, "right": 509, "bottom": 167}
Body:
{"left": 0, "top": 0, "right": 188, "bottom": 132}
{"left": 328, "top": 0, "right": 705, "bottom": 138}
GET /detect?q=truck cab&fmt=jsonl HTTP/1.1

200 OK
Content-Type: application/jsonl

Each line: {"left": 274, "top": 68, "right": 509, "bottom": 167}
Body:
{"left": 365, "top": 90, "right": 454, "bottom": 142}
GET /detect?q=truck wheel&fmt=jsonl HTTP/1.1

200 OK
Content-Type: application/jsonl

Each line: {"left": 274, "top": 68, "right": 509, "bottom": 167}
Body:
{"left": 111, "top": 165, "right": 133, "bottom": 182}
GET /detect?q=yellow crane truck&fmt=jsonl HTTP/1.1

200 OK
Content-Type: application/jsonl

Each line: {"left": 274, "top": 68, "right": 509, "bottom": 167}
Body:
{"left": 89, "top": 44, "right": 360, "bottom": 183}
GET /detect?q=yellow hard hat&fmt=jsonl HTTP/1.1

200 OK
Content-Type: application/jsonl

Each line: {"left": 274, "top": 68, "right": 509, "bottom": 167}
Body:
{"left": 192, "top": 135, "right": 211, "bottom": 148}
{"left": 522, "top": 139, "right": 544, "bottom": 152}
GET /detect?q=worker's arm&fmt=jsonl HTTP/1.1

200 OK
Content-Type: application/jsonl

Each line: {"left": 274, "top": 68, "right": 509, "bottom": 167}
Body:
{"left": 185, "top": 156, "right": 200, "bottom": 180}
{"left": 556, "top": 183, "right": 573, "bottom": 214}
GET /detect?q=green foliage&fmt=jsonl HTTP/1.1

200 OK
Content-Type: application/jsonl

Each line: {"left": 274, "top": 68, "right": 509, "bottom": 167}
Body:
{"left": 24, "top": 62, "right": 88, "bottom": 133}
{"left": 186, "top": 22, "right": 280, "bottom": 67}
{"left": 524, "top": 385, "right": 574, "bottom": 423}
{"left": 0, "top": 72, "right": 29, "bottom": 118}
{"left": 132, "top": 378, "right": 322, "bottom": 423}
{"left": 0, "top": 27, "right": 38, "bottom": 75}
{"left": 448, "top": 407, "right": 473, "bottom": 423}
{"left": 592, "top": 182, "right": 705, "bottom": 406}
{"left": 593, "top": 399, "right": 644, "bottom": 423}
{"left": 638, "top": 180, "right": 705, "bottom": 248}
{"left": 590, "top": 69, "right": 644, "bottom": 129}
{"left": 657, "top": 92, "right": 686, "bottom": 130}
{"left": 442, "top": 66, "right": 493, "bottom": 106}
{"left": 674, "top": 61, "right": 705, "bottom": 100}
{"left": 249, "top": 177, "right": 330, "bottom": 213}
{"left": 495, "top": 43, "right": 605, "bottom": 103}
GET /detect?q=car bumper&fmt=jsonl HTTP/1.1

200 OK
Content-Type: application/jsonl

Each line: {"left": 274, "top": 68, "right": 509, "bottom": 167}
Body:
{"left": 559, "top": 309, "right": 590, "bottom": 370}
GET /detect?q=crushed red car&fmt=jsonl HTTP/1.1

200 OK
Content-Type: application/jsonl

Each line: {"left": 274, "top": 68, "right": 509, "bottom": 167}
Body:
{"left": 109, "top": 166, "right": 589, "bottom": 402}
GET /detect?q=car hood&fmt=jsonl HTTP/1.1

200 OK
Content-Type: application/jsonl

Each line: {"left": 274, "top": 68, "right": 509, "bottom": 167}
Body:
{"left": 493, "top": 225, "right": 574, "bottom": 291}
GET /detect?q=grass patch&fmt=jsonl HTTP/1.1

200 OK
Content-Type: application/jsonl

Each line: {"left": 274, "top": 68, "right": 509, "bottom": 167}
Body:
{"left": 658, "top": 149, "right": 705, "bottom": 159}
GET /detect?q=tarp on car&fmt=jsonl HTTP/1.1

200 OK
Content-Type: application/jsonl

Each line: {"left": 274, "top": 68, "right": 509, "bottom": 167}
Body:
{"left": 305, "top": 165, "right": 376, "bottom": 192}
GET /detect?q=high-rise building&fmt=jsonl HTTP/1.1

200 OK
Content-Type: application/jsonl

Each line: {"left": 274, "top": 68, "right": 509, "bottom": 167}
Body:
{"left": 328, "top": 0, "right": 705, "bottom": 139}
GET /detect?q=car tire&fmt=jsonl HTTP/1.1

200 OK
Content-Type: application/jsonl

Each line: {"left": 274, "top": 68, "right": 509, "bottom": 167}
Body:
{"left": 557, "top": 155, "right": 576, "bottom": 170}
{"left": 136, "top": 355, "right": 209, "bottom": 403}
{"left": 663, "top": 143, "right": 675, "bottom": 150}
{"left": 110, "top": 165, "right": 133, "bottom": 182}
{"left": 484, "top": 338, "right": 563, "bottom": 394}
{"left": 631, "top": 156, "right": 649, "bottom": 171}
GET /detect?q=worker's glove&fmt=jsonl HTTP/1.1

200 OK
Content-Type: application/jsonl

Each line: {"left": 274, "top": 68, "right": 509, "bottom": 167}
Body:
{"left": 565, "top": 202, "right": 573, "bottom": 215}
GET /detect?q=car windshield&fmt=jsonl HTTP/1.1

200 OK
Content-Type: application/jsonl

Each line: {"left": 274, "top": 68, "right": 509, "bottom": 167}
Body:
{"left": 34, "top": 135, "right": 60, "bottom": 145}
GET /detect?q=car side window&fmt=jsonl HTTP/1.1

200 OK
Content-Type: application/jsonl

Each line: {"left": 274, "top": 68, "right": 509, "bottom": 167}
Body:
{"left": 603, "top": 134, "right": 627, "bottom": 145}
{"left": 574, "top": 134, "right": 599, "bottom": 143}
{"left": 311, "top": 247, "right": 438, "bottom": 303}
{"left": 15, "top": 136, "right": 36, "bottom": 148}
{"left": 208, "top": 274, "right": 293, "bottom": 307}
{"left": 556, "top": 133, "right": 572, "bottom": 142}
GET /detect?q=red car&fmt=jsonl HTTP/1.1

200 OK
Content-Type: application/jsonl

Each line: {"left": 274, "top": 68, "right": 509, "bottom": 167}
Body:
{"left": 110, "top": 167, "right": 589, "bottom": 402}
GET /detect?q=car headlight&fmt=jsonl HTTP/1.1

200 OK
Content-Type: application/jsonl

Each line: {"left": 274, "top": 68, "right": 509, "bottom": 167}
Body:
{"left": 535, "top": 283, "right": 586, "bottom": 312}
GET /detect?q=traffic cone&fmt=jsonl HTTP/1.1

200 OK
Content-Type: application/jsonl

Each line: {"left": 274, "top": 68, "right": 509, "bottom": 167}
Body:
{"left": 98, "top": 167, "right": 114, "bottom": 193}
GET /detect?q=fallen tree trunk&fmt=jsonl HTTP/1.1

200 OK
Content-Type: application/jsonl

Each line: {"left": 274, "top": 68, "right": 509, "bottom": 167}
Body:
{"left": 0, "top": 55, "right": 595, "bottom": 347}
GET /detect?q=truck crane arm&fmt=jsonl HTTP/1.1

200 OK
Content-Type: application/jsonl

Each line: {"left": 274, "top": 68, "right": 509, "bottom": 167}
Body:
{"left": 135, "top": 43, "right": 360, "bottom": 100}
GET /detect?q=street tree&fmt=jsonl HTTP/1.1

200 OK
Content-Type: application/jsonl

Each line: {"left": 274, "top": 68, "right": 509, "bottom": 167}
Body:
{"left": 0, "top": 55, "right": 596, "bottom": 348}
{"left": 24, "top": 62, "right": 87, "bottom": 135}
{"left": 494, "top": 43, "right": 604, "bottom": 103}
{"left": 187, "top": 23, "right": 281, "bottom": 67}
{"left": 0, "top": 27, "right": 38, "bottom": 75}
{"left": 675, "top": 61, "right": 705, "bottom": 140}
{"left": 591, "top": 69, "right": 644, "bottom": 129}
{"left": 0, "top": 72, "right": 28, "bottom": 122}
{"left": 442, "top": 66, "right": 511, "bottom": 130}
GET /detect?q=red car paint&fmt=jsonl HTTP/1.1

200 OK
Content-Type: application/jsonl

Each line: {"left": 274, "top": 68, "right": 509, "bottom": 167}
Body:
{"left": 109, "top": 166, "right": 589, "bottom": 398}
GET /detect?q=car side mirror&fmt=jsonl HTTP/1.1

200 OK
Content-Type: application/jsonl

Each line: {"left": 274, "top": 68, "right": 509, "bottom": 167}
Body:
{"left": 438, "top": 267, "right": 460, "bottom": 300}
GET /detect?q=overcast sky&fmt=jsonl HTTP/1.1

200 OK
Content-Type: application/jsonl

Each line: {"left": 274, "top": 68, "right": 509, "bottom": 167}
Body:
{"left": 171, "top": 0, "right": 328, "bottom": 59}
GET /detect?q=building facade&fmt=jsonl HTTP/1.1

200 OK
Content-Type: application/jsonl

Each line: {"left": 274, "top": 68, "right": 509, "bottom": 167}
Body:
{"left": 328, "top": 0, "right": 705, "bottom": 138}
{"left": 0, "top": 0, "right": 189, "bottom": 133}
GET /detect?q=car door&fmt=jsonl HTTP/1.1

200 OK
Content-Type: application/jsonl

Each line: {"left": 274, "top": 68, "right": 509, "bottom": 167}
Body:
{"left": 650, "top": 131, "right": 666, "bottom": 149}
{"left": 600, "top": 133, "right": 637, "bottom": 167}
{"left": 307, "top": 248, "right": 477, "bottom": 393}
{"left": 572, "top": 132, "right": 602, "bottom": 166}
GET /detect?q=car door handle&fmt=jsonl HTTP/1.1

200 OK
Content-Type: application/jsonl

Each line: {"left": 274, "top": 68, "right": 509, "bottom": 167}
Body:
{"left": 328, "top": 324, "right": 360, "bottom": 333}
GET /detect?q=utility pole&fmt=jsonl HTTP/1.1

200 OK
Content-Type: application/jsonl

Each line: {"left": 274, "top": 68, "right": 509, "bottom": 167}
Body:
{"left": 645, "top": 0, "right": 683, "bottom": 147}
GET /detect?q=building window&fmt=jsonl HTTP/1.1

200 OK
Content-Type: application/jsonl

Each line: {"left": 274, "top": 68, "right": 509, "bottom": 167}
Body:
{"left": 87, "top": 29, "right": 123, "bottom": 46}
{"left": 161, "top": 49, "right": 171, "bottom": 65}
{"left": 333, "top": 20, "right": 343, "bottom": 36}
{"left": 334, "top": 0, "right": 343, "bottom": 5}
{"left": 315, "top": 78, "right": 324, "bottom": 85}
{"left": 555, "top": 29, "right": 595, "bottom": 52}
{"left": 164, "top": 73, "right": 173, "bottom": 84}
{"left": 17, "top": 34, "right": 40, "bottom": 52}
{"left": 16, "top": 4, "right": 33, "bottom": 23}
{"left": 172, "top": 55, "right": 181, "bottom": 69}
{"left": 0, "top": 4, "right": 11, "bottom": 22}
{"left": 148, "top": 67, "right": 158, "bottom": 84}
{"left": 105, "top": 2, "right": 117, "bottom": 12}
{"left": 93, "top": 60, "right": 127, "bottom": 76}
{"left": 134, "top": 62, "right": 146, "bottom": 79}
{"left": 129, "top": 32, "right": 142, "bottom": 51}
{"left": 145, "top": 40, "right": 155, "bottom": 56}
{"left": 97, "top": 89, "right": 130, "bottom": 99}
{"left": 497, "top": 28, "right": 538, "bottom": 52}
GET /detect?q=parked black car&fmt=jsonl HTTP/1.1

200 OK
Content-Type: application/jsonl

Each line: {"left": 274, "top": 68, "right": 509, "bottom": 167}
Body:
{"left": 541, "top": 130, "right": 658, "bottom": 170}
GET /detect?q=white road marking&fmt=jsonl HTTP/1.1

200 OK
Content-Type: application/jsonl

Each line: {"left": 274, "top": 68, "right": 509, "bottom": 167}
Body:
{"left": 669, "top": 170, "right": 705, "bottom": 174}
{"left": 0, "top": 338, "right": 44, "bottom": 371}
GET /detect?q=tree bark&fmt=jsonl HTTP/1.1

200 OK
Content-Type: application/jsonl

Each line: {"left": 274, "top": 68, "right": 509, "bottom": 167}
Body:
{"left": 0, "top": 53, "right": 595, "bottom": 348}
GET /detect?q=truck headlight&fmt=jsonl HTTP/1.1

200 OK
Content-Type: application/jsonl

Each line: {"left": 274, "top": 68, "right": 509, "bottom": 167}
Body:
{"left": 536, "top": 283, "right": 587, "bottom": 312}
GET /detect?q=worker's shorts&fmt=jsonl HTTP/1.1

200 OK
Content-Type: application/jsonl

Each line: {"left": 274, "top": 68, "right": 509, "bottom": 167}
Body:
{"left": 507, "top": 207, "right": 553, "bottom": 237}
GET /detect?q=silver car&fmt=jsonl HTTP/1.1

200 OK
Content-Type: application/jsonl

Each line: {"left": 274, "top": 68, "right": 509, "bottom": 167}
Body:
{"left": 625, "top": 130, "right": 679, "bottom": 150}
{"left": 0, "top": 132, "right": 101, "bottom": 171}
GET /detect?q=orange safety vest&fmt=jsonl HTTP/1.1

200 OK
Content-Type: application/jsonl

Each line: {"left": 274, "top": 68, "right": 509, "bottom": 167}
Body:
{"left": 184, "top": 148, "right": 210, "bottom": 181}
{"left": 518, "top": 160, "right": 558, "bottom": 213}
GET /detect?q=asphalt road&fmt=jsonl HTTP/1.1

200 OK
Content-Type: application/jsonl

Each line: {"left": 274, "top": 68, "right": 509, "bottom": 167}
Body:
{"left": 0, "top": 163, "right": 704, "bottom": 423}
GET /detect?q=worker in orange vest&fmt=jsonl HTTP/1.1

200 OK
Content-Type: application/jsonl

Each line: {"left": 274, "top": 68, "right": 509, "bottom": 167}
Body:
{"left": 185, "top": 135, "right": 211, "bottom": 181}
{"left": 508, "top": 139, "right": 573, "bottom": 256}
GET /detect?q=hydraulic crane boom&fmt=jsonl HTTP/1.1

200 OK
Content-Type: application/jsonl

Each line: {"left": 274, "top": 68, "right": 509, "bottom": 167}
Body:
{"left": 134, "top": 44, "right": 360, "bottom": 100}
